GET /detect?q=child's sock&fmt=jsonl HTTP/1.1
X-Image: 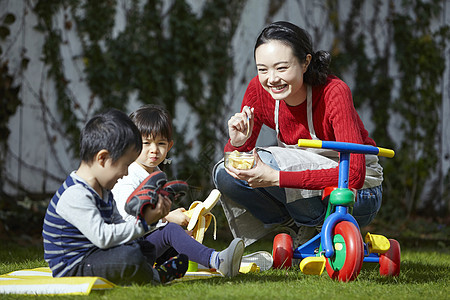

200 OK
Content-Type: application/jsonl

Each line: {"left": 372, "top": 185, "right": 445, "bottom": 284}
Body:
{"left": 209, "top": 238, "right": 245, "bottom": 277}
{"left": 209, "top": 251, "right": 220, "bottom": 269}
{"left": 156, "top": 254, "right": 189, "bottom": 283}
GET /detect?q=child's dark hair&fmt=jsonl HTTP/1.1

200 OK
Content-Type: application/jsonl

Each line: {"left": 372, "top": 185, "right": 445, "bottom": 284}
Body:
{"left": 129, "top": 104, "right": 173, "bottom": 141}
{"left": 80, "top": 108, "right": 142, "bottom": 164}
{"left": 254, "top": 21, "right": 331, "bottom": 86}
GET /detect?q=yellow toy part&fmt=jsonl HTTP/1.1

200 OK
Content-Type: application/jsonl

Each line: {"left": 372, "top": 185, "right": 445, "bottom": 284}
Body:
{"left": 299, "top": 256, "right": 326, "bottom": 275}
{"left": 365, "top": 232, "right": 390, "bottom": 254}
{"left": 239, "top": 263, "right": 260, "bottom": 274}
{"left": 183, "top": 189, "right": 221, "bottom": 243}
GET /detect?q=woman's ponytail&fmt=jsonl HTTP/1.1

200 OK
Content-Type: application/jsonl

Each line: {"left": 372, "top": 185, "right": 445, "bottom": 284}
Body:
{"left": 304, "top": 50, "right": 331, "bottom": 86}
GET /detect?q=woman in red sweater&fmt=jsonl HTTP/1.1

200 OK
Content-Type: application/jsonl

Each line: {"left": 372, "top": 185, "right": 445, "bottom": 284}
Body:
{"left": 213, "top": 21, "right": 383, "bottom": 247}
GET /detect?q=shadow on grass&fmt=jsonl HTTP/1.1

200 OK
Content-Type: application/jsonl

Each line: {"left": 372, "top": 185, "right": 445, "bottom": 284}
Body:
{"left": 361, "top": 259, "right": 449, "bottom": 284}
{"left": 178, "top": 253, "right": 450, "bottom": 286}
{"left": 2, "top": 237, "right": 448, "bottom": 287}
{"left": 172, "top": 268, "right": 324, "bottom": 287}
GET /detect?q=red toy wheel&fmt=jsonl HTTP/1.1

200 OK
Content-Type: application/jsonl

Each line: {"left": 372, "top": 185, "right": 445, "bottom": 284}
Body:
{"left": 325, "top": 221, "right": 364, "bottom": 282}
{"left": 272, "top": 233, "right": 293, "bottom": 269}
{"left": 379, "top": 239, "right": 401, "bottom": 276}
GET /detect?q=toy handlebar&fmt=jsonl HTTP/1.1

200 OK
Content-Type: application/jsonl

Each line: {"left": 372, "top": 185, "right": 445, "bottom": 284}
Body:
{"left": 298, "top": 139, "right": 395, "bottom": 158}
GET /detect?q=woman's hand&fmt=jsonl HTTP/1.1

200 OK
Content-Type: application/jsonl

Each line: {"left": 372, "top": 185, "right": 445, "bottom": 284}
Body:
{"left": 225, "top": 149, "right": 279, "bottom": 188}
{"left": 142, "top": 194, "right": 172, "bottom": 225}
{"left": 228, "top": 106, "right": 254, "bottom": 147}
{"left": 164, "top": 207, "right": 189, "bottom": 227}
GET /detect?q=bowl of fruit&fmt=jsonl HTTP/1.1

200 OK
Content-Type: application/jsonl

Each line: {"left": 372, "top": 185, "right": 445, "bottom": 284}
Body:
{"left": 224, "top": 150, "right": 255, "bottom": 170}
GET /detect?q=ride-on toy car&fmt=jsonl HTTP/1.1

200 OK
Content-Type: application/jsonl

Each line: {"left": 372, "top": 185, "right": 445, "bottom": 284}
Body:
{"left": 272, "top": 139, "right": 401, "bottom": 282}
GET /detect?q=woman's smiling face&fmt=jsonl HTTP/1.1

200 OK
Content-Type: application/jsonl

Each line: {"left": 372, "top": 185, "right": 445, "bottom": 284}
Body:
{"left": 255, "top": 40, "right": 310, "bottom": 106}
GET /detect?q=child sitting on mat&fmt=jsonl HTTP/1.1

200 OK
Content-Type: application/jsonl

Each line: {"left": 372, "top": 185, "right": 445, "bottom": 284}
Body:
{"left": 42, "top": 109, "right": 188, "bottom": 285}
{"left": 112, "top": 104, "right": 245, "bottom": 277}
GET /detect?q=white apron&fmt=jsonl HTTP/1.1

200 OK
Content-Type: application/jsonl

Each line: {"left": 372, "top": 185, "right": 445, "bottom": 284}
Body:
{"left": 266, "top": 85, "right": 383, "bottom": 203}
{"left": 215, "top": 85, "right": 383, "bottom": 245}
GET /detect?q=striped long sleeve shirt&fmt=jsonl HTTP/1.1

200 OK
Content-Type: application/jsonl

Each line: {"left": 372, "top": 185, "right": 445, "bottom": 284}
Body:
{"left": 42, "top": 171, "right": 150, "bottom": 277}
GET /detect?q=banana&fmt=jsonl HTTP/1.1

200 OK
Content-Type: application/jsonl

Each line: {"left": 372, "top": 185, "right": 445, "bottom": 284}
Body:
{"left": 183, "top": 189, "right": 221, "bottom": 243}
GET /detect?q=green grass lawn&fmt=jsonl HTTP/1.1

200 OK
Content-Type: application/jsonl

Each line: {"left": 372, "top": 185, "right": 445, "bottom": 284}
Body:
{"left": 1, "top": 237, "right": 449, "bottom": 300}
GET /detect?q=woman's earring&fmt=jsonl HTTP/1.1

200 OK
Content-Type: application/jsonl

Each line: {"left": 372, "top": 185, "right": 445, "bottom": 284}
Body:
{"left": 163, "top": 158, "right": 172, "bottom": 165}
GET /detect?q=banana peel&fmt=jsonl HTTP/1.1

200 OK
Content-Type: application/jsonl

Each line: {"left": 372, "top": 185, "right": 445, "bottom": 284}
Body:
{"left": 183, "top": 189, "right": 221, "bottom": 243}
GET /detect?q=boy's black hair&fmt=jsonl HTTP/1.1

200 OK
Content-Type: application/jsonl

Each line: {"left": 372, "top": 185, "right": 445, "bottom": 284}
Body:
{"left": 80, "top": 108, "right": 142, "bottom": 164}
{"left": 129, "top": 104, "right": 172, "bottom": 141}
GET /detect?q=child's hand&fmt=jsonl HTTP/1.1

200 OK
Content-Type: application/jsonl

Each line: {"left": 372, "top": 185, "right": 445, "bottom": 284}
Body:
{"left": 142, "top": 194, "right": 172, "bottom": 225}
{"left": 165, "top": 207, "right": 189, "bottom": 227}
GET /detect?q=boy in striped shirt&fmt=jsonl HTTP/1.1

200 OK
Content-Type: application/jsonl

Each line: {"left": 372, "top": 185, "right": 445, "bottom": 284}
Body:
{"left": 42, "top": 109, "right": 188, "bottom": 285}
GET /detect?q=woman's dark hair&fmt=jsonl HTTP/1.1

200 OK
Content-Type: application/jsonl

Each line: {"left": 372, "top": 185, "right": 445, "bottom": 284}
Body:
{"left": 254, "top": 21, "right": 331, "bottom": 86}
{"left": 80, "top": 108, "right": 142, "bottom": 164}
{"left": 129, "top": 104, "right": 172, "bottom": 141}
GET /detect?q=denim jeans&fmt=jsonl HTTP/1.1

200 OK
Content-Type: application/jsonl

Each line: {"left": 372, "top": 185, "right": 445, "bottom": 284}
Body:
{"left": 214, "top": 150, "right": 382, "bottom": 228}
{"left": 65, "top": 239, "right": 158, "bottom": 285}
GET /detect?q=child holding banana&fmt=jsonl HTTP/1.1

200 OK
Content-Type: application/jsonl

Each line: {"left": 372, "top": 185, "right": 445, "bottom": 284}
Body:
{"left": 112, "top": 104, "right": 244, "bottom": 277}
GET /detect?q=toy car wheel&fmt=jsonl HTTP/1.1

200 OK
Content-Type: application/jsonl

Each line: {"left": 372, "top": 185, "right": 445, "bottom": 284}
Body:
{"left": 325, "top": 221, "right": 364, "bottom": 282}
{"left": 272, "top": 233, "right": 293, "bottom": 269}
{"left": 379, "top": 239, "right": 401, "bottom": 276}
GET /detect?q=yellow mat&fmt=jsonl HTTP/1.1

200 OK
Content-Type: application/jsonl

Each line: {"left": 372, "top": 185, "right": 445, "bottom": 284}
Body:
{"left": 0, "top": 267, "right": 115, "bottom": 295}
{"left": 0, "top": 266, "right": 224, "bottom": 295}
{"left": 175, "top": 268, "right": 224, "bottom": 282}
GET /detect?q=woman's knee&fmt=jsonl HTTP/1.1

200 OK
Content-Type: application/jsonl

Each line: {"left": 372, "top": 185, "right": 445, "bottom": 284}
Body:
{"left": 286, "top": 196, "right": 326, "bottom": 226}
{"left": 213, "top": 162, "right": 224, "bottom": 186}
{"left": 354, "top": 186, "right": 382, "bottom": 227}
{"left": 256, "top": 150, "right": 280, "bottom": 170}
{"left": 213, "top": 163, "right": 240, "bottom": 195}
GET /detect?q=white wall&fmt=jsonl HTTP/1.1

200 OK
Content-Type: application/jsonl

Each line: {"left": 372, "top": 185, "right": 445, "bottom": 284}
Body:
{"left": 1, "top": 0, "right": 449, "bottom": 198}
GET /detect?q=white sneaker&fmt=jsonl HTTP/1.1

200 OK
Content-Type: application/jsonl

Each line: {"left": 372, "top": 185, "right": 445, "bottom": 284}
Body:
{"left": 241, "top": 251, "right": 273, "bottom": 271}
{"left": 217, "top": 238, "right": 245, "bottom": 277}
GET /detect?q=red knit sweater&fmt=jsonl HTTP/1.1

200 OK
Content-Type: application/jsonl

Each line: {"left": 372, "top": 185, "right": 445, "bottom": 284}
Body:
{"left": 224, "top": 75, "right": 375, "bottom": 190}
